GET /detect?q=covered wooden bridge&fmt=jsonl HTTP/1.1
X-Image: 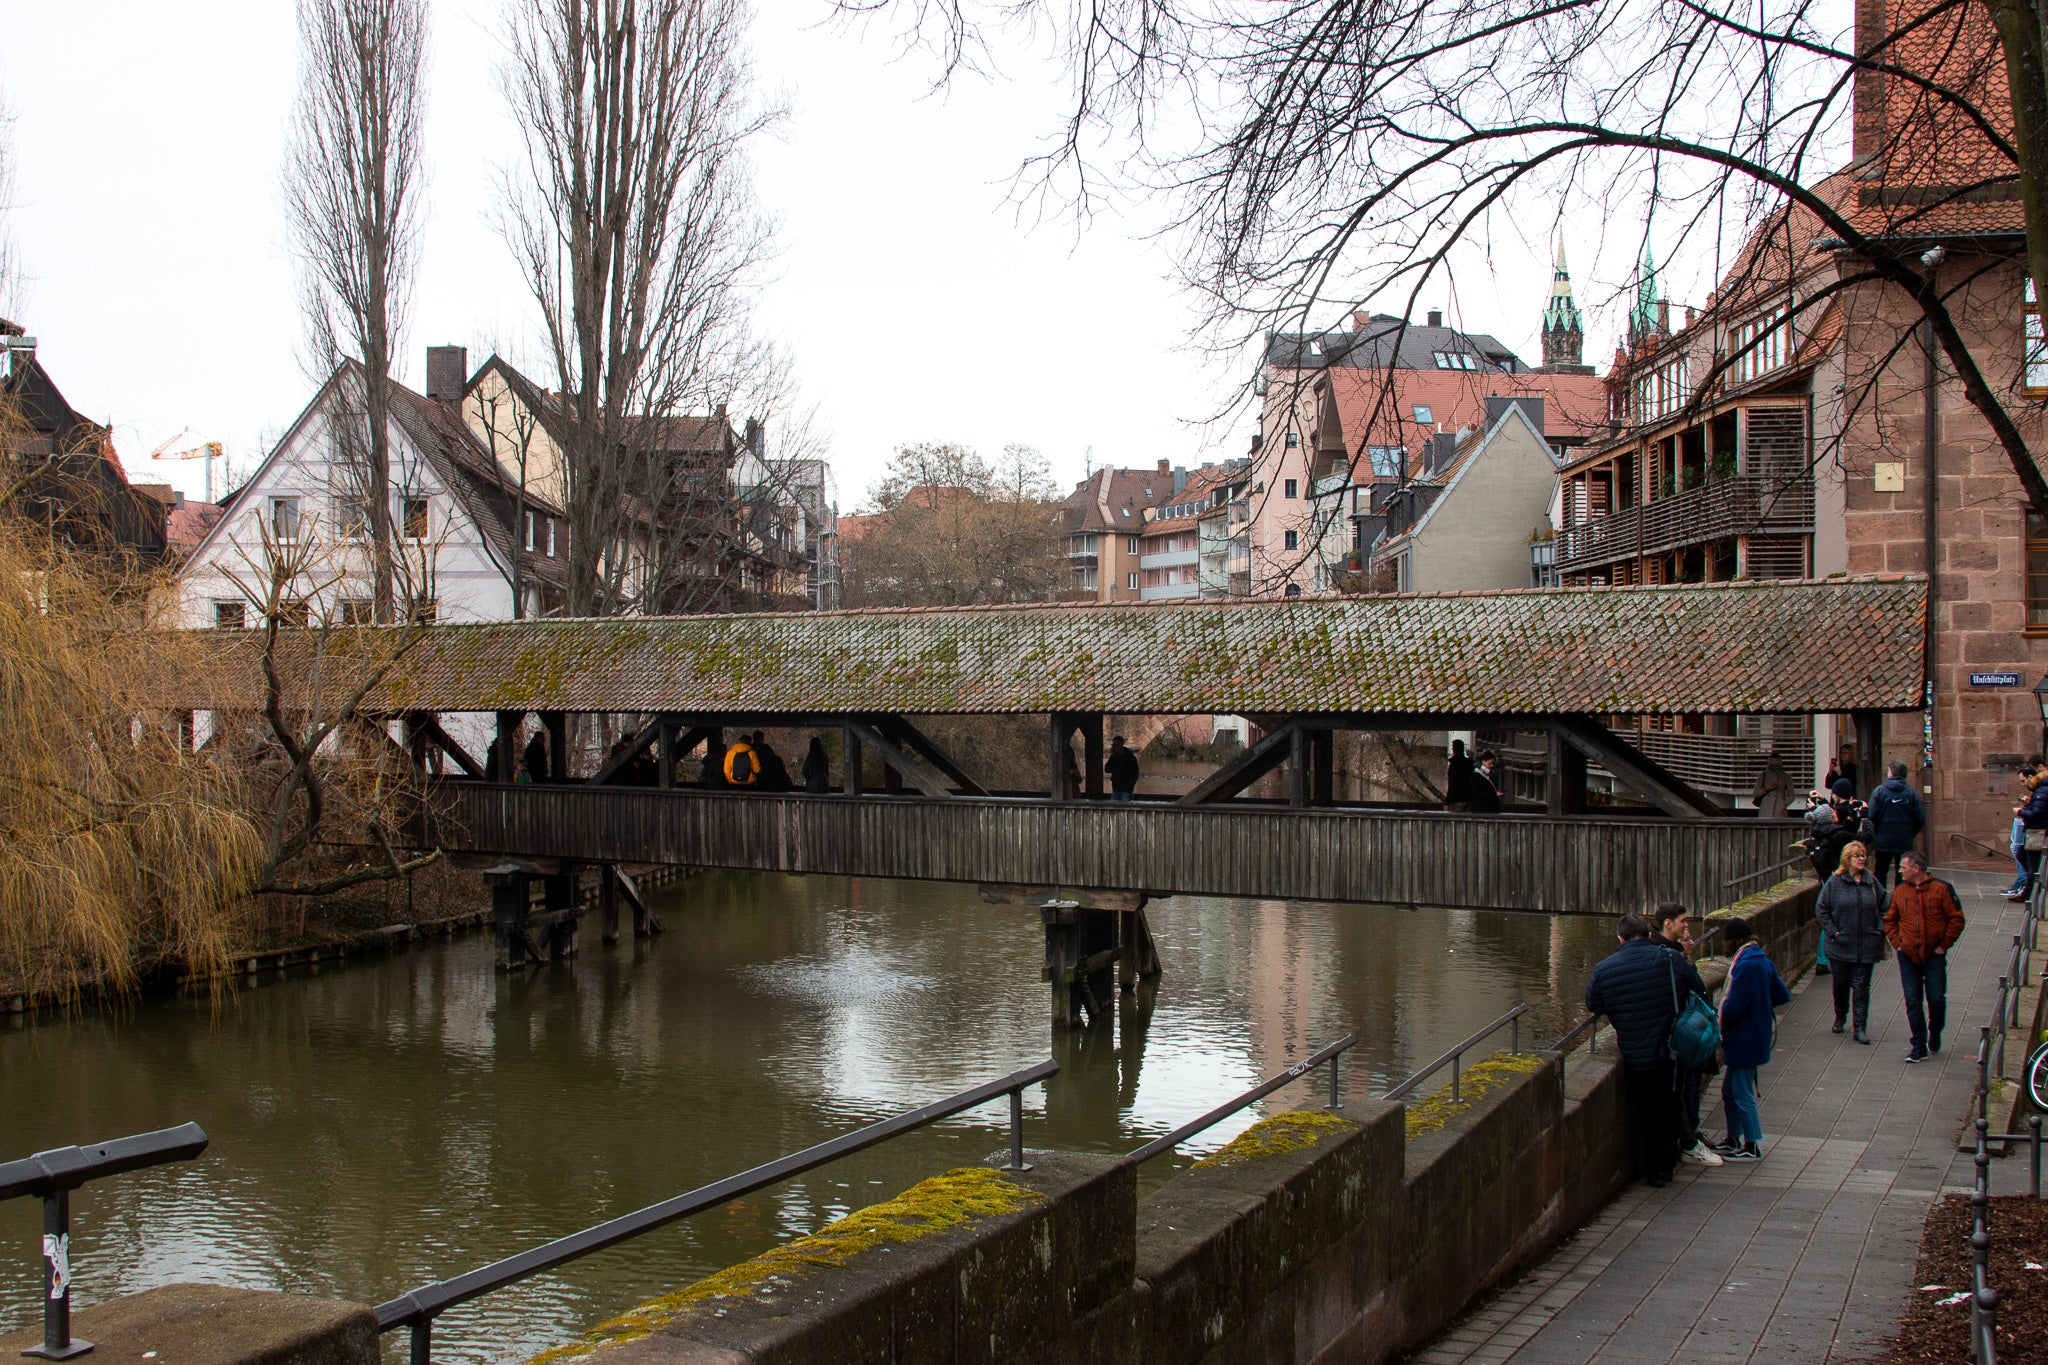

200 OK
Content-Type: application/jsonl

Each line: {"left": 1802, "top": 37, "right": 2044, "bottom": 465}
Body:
{"left": 173, "top": 576, "right": 1924, "bottom": 1019}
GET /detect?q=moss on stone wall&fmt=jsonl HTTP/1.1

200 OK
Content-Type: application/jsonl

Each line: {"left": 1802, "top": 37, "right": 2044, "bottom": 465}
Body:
{"left": 526, "top": 1167, "right": 1044, "bottom": 1365}
{"left": 1404, "top": 1053, "right": 1546, "bottom": 1141}
{"left": 1190, "top": 1109, "right": 1357, "bottom": 1170}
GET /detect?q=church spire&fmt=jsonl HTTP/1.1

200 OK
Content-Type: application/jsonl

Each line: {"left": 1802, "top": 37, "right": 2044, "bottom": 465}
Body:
{"left": 1629, "top": 245, "right": 1664, "bottom": 344}
{"left": 1540, "top": 235, "right": 1589, "bottom": 372}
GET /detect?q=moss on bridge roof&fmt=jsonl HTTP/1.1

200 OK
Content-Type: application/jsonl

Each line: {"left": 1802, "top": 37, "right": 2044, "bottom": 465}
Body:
{"left": 165, "top": 576, "right": 1926, "bottom": 717}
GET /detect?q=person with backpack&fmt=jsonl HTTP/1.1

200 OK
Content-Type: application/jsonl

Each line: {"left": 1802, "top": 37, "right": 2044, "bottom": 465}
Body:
{"left": 1651, "top": 903, "right": 1721, "bottom": 1169}
{"left": 1713, "top": 917, "right": 1790, "bottom": 1161}
{"left": 1883, "top": 852, "right": 1966, "bottom": 1062}
{"left": 1866, "top": 760, "right": 1925, "bottom": 886}
{"left": 1585, "top": 913, "right": 1710, "bottom": 1188}
{"left": 722, "top": 735, "right": 759, "bottom": 787}
{"left": 1815, "top": 841, "right": 1888, "bottom": 1044}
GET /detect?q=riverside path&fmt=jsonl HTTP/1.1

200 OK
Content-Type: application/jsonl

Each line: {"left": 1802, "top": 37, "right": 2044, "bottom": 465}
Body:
{"left": 1413, "top": 867, "right": 2023, "bottom": 1364}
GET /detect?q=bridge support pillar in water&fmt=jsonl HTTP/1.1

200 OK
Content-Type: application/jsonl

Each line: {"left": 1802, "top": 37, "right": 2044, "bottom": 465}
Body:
{"left": 1038, "top": 893, "right": 1161, "bottom": 1029}
{"left": 486, "top": 867, "right": 530, "bottom": 972}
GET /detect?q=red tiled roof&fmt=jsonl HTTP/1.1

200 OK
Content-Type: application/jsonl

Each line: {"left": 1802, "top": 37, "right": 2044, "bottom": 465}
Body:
{"left": 1276, "top": 367, "right": 1608, "bottom": 482}
{"left": 160, "top": 575, "right": 1925, "bottom": 718}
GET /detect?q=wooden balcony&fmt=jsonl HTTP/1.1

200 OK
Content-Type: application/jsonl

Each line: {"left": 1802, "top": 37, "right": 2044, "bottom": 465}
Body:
{"left": 1556, "top": 474, "right": 1814, "bottom": 575}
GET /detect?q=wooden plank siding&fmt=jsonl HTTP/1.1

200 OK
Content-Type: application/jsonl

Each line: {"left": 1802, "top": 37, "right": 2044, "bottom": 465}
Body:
{"left": 430, "top": 786, "right": 1804, "bottom": 917}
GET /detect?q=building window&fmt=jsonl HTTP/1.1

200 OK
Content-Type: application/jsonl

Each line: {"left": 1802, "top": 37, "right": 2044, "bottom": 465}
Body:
{"left": 336, "top": 493, "right": 370, "bottom": 538}
{"left": 1634, "top": 355, "right": 1692, "bottom": 422}
{"left": 1367, "top": 446, "right": 1404, "bottom": 477}
{"left": 1432, "top": 351, "right": 1478, "bottom": 371}
{"left": 547, "top": 518, "right": 557, "bottom": 556}
{"left": 1127, "top": 536, "right": 1140, "bottom": 554}
{"left": 1285, "top": 432, "right": 1299, "bottom": 448}
{"left": 1283, "top": 478, "right": 1298, "bottom": 499}
{"left": 276, "top": 599, "right": 311, "bottom": 629}
{"left": 269, "top": 496, "right": 301, "bottom": 544}
{"left": 2028, "top": 279, "right": 2048, "bottom": 392}
{"left": 213, "top": 600, "right": 245, "bottom": 630}
{"left": 401, "top": 498, "right": 429, "bottom": 540}
{"left": 409, "top": 597, "right": 438, "bottom": 624}
{"left": 1731, "top": 306, "right": 1790, "bottom": 383}
{"left": 1284, "top": 529, "right": 1299, "bottom": 550}
{"left": 524, "top": 510, "right": 539, "bottom": 552}
{"left": 1284, "top": 582, "right": 1302, "bottom": 597}
{"left": 338, "top": 598, "right": 374, "bottom": 625}
{"left": 2029, "top": 509, "right": 2048, "bottom": 632}
{"left": 1412, "top": 404, "right": 1434, "bottom": 424}
{"left": 1127, "top": 572, "right": 1138, "bottom": 590}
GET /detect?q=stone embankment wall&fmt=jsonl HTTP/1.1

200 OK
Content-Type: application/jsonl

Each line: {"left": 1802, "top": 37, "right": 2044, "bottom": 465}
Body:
{"left": 517, "top": 1045, "right": 1633, "bottom": 1365}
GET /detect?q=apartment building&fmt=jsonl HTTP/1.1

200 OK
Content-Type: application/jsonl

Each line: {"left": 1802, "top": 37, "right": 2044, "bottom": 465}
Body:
{"left": 1057, "top": 460, "right": 1187, "bottom": 601}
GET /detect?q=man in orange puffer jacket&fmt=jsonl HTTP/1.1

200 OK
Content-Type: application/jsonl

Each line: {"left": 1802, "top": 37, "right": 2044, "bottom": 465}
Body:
{"left": 1882, "top": 852, "right": 1966, "bottom": 1063}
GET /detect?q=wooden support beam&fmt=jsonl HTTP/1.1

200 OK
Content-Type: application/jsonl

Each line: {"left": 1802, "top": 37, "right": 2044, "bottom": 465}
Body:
{"left": 1551, "top": 715, "right": 1723, "bottom": 819}
{"left": 877, "top": 716, "right": 987, "bottom": 796}
{"left": 1290, "top": 725, "right": 1310, "bottom": 808}
{"left": 1311, "top": 728, "right": 1334, "bottom": 805}
{"left": 613, "top": 866, "right": 661, "bottom": 937}
{"left": 486, "top": 865, "right": 531, "bottom": 971}
{"left": 1082, "top": 712, "right": 1105, "bottom": 800}
{"left": 1117, "top": 902, "right": 1161, "bottom": 992}
{"left": 600, "top": 865, "right": 620, "bottom": 945}
{"left": 411, "top": 714, "right": 485, "bottom": 779}
{"left": 658, "top": 721, "right": 677, "bottom": 790}
{"left": 590, "top": 716, "right": 665, "bottom": 786}
{"left": 542, "top": 867, "right": 578, "bottom": 960}
{"left": 842, "top": 721, "right": 954, "bottom": 798}
{"left": 1546, "top": 726, "right": 1590, "bottom": 816}
{"left": 1048, "top": 714, "right": 1079, "bottom": 801}
{"left": 843, "top": 725, "right": 864, "bottom": 797}
{"left": 542, "top": 710, "right": 568, "bottom": 782}
{"left": 494, "top": 711, "right": 525, "bottom": 783}
{"left": 1178, "top": 719, "right": 1300, "bottom": 805}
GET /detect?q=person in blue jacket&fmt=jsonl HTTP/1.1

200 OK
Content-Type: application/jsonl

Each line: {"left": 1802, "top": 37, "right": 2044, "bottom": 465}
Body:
{"left": 1585, "top": 914, "right": 1709, "bottom": 1187}
{"left": 1713, "top": 917, "right": 1790, "bottom": 1161}
{"left": 2011, "top": 766, "right": 2048, "bottom": 900}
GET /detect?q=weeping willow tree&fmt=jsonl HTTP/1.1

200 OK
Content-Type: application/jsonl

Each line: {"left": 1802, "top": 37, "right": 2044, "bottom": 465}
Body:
{"left": 0, "top": 523, "right": 264, "bottom": 1001}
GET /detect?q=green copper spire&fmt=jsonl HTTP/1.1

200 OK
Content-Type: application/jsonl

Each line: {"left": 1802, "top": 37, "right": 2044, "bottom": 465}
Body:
{"left": 1630, "top": 245, "right": 1662, "bottom": 340}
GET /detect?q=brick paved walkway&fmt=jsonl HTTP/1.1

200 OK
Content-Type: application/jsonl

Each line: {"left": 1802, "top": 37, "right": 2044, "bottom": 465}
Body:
{"left": 1414, "top": 869, "right": 2026, "bottom": 1365}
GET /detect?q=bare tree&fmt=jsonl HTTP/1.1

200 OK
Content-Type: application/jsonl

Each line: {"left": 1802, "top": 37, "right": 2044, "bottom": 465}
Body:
{"left": 855, "top": 0, "right": 2048, "bottom": 515}
{"left": 285, "top": 0, "right": 428, "bottom": 623}
{"left": 0, "top": 92, "right": 16, "bottom": 312}
{"left": 844, "top": 441, "right": 1063, "bottom": 606}
{"left": 502, "top": 0, "right": 779, "bottom": 617}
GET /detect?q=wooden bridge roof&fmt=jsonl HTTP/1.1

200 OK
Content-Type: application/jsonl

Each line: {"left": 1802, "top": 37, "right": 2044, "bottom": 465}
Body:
{"left": 166, "top": 576, "right": 1925, "bottom": 718}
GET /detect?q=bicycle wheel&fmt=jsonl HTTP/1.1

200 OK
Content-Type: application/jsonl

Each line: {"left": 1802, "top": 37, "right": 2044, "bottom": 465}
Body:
{"left": 2029, "top": 1040, "right": 2048, "bottom": 1113}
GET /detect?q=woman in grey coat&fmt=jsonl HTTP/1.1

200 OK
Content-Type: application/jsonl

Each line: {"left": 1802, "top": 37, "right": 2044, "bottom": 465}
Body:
{"left": 1815, "top": 841, "right": 1889, "bottom": 1044}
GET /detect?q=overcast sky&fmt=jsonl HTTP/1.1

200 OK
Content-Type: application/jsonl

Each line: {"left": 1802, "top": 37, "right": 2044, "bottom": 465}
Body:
{"left": 0, "top": 1, "right": 1626, "bottom": 511}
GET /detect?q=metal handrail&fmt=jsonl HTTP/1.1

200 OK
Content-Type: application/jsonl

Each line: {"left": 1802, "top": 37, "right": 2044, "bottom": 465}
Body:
{"left": 0, "top": 1123, "right": 210, "bottom": 1360}
{"left": 1720, "top": 851, "right": 1811, "bottom": 895}
{"left": 375, "top": 1060, "right": 1056, "bottom": 1365}
{"left": 1383, "top": 1005, "right": 1530, "bottom": 1103}
{"left": 1127, "top": 1035, "right": 1355, "bottom": 1163}
{"left": 1971, "top": 1117, "right": 2001, "bottom": 1364}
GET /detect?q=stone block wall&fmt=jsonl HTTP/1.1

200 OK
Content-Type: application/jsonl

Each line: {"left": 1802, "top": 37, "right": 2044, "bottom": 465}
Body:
{"left": 538, "top": 1049, "right": 1635, "bottom": 1365}
{"left": 1837, "top": 253, "right": 2048, "bottom": 865}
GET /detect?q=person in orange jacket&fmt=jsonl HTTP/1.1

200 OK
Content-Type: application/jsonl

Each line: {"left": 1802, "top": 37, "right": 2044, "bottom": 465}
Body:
{"left": 1882, "top": 852, "right": 1966, "bottom": 1063}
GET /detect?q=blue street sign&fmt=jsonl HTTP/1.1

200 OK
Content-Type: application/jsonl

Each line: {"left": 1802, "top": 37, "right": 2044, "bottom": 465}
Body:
{"left": 1970, "top": 672, "right": 2023, "bottom": 687}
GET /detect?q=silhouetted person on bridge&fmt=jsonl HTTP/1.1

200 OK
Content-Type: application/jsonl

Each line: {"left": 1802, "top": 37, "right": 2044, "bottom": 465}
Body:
{"left": 1467, "top": 752, "right": 1503, "bottom": 814}
{"left": 1445, "top": 739, "right": 1475, "bottom": 812}
{"left": 700, "top": 738, "right": 727, "bottom": 788}
{"left": 754, "top": 732, "right": 792, "bottom": 792}
{"left": 802, "top": 737, "right": 830, "bottom": 794}
{"left": 522, "top": 730, "right": 549, "bottom": 784}
{"left": 1106, "top": 735, "right": 1140, "bottom": 802}
{"left": 1585, "top": 913, "right": 1707, "bottom": 1188}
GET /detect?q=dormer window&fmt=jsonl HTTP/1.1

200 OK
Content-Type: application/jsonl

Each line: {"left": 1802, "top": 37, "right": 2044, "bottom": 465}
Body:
{"left": 1432, "top": 351, "right": 1478, "bottom": 371}
{"left": 1412, "top": 405, "right": 1434, "bottom": 424}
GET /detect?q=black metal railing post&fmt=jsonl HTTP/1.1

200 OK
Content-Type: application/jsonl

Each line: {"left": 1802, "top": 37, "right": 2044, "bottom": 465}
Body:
{"left": 1972, "top": 1117, "right": 1998, "bottom": 1365}
{"left": 1008, "top": 1087, "right": 1029, "bottom": 1173}
{"left": 2031, "top": 1115, "right": 2043, "bottom": 1200}
{"left": 0, "top": 1123, "right": 210, "bottom": 1361}
{"left": 1384, "top": 1005, "right": 1532, "bottom": 1104}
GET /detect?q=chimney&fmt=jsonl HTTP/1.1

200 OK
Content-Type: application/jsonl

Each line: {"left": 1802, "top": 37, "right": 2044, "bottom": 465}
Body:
{"left": 425, "top": 346, "right": 468, "bottom": 407}
{"left": 1656, "top": 299, "right": 1671, "bottom": 334}
{"left": 743, "top": 417, "right": 764, "bottom": 458}
{"left": 1427, "top": 309, "right": 1443, "bottom": 328}
{"left": 1157, "top": 458, "right": 1170, "bottom": 473}
{"left": 1429, "top": 431, "right": 1459, "bottom": 474}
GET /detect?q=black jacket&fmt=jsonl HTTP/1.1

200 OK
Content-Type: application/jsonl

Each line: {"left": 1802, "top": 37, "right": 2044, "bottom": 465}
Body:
{"left": 1469, "top": 768, "right": 1503, "bottom": 813}
{"left": 1584, "top": 937, "right": 1707, "bottom": 1071}
{"left": 2020, "top": 781, "right": 2048, "bottom": 831}
{"left": 1446, "top": 755, "right": 1475, "bottom": 803}
{"left": 1105, "top": 747, "right": 1141, "bottom": 792}
{"left": 1867, "top": 777, "right": 1925, "bottom": 853}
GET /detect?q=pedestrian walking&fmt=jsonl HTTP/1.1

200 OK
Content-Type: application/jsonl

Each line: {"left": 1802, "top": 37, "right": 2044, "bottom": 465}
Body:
{"left": 522, "top": 728, "right": 549, "bottom": 784}
{"left": 1468, "top": 751, "right": 1503, "bottom": 814}
{"left": 1651, "top": 903, "right": 1722, "bottom": 1169}
{"left": 1445, "top": 739, "right": 1475, "bottom": 812}
{"left": 1815, "top": 841, "right": 1888, "bottom": 1044}
{"left": 802, "top": 737, "right": 831, "bottom": 794}
{"left": 1585, "top": 913, "right": 1709, "bottom": 1188}
{"left": 1883, "top": 852, "right": 1965, "bottom": 1062}
{"left": 1866, "top": 760, "right": 1925, "bottom": 885}
{"left": 1751, "top": 753, "right": 1792, "bottom": 819}
{"left": 1105, "top": 735, "right": 1141, "bottom": 802}
{"left": 753, "top": 732, "right": 792, "bottom": 792}
{"left": 1712, "top": 917, "right": 1790, "bottom": 1161}
{"left": 723, "top": 733, "right": 760, "bottom": 787}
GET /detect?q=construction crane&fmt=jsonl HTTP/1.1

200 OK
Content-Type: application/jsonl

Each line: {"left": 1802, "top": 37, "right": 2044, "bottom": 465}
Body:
{"left": 149, "top": 428, "right": 225, "bottom": 504}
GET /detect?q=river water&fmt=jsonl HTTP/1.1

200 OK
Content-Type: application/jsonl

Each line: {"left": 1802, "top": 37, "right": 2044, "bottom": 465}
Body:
{"left": 0, "top": 871, "right": 1614, "bottom": 1364}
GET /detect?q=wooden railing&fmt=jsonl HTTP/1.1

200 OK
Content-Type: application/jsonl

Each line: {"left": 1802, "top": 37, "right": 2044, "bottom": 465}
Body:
{"left": 425, "top": 786, "right": 1804, "bottom": 917}
{"left": 1557, "top": 473, "right": 1814, "bottom": 574}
